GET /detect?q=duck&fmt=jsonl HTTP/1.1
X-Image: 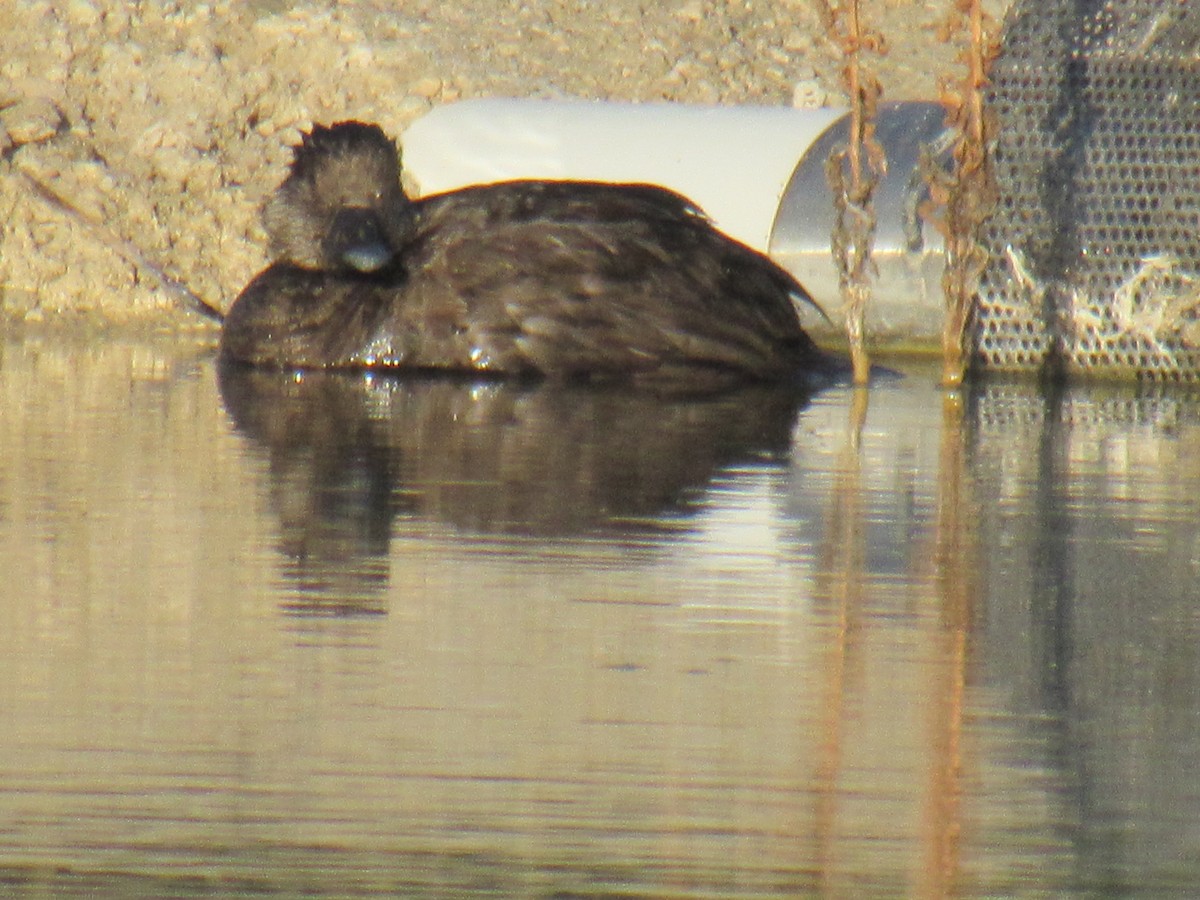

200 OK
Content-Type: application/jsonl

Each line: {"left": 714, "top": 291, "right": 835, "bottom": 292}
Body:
{"left": 219, "top": 120, "right": 838, "bottom": 387}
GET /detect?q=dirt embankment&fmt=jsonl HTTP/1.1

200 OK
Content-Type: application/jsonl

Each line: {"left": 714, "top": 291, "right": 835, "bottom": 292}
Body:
{"left": 0, "top": 0, "right": 1007, "bottom": 328}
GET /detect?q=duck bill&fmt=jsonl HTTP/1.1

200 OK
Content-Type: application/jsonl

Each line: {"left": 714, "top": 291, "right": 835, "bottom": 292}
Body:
{"left": 324, "top": 207, "right": 396, "bottom": 274}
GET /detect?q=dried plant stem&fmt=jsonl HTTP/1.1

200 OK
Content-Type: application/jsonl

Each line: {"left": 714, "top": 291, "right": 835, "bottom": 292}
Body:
{"left": 14, "top": 168, "right": 225, "bottom": 324}
{"left": 966, "top": 1, "right": 987, "bottom": 151}
{"left": 932, "top": 0, "right": 999, "bottom": 386}
{"left": 845, "top": 1, "right": 866, "bottom": 195}
{"left": 823, "top": 0, "right": 885, "bottom": 385}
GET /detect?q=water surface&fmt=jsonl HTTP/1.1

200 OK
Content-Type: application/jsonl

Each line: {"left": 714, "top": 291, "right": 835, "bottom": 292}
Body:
{"left": 1, "top": 336, "right": 1197, "bottom": 897}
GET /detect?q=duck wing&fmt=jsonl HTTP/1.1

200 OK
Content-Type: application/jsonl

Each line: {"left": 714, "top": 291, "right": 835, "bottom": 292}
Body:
{"left": 394, "top": 181, "right": 819, "bottom": 381}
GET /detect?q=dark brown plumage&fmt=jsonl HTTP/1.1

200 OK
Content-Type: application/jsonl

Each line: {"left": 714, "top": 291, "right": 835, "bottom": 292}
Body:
{"left": 220, "top": 120, "right": 835, "bottom": 387}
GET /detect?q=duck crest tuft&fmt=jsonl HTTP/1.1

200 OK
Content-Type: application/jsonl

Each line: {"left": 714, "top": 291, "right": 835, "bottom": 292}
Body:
{"left": 289, "top": 121, "right": 399, "bottom": 181}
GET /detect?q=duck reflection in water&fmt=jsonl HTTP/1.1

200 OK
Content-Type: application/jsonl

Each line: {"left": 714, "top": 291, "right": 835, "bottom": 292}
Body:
{"left": 218, "top": 368, "right": 810, "bottom": 615}
{"left": 219, "top": 121, "right": 843, "bottom": 390}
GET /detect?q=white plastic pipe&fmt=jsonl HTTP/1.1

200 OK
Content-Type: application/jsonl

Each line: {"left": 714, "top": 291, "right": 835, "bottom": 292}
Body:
{"left": 401, "top": 98, "right": 844, "bottom": 253}
{"left": 401, "top": 99, "right": 952, "bottom": 341}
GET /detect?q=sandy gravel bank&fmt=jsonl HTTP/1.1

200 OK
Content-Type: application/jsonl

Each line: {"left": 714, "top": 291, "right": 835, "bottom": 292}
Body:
{"left": 0, "top": 0, "right": 1007, "bottom": 328}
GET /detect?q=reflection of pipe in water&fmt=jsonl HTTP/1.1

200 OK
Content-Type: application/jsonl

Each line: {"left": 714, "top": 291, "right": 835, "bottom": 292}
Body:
{"left": 403, "top": 99, "right": 953, "bottom": 345}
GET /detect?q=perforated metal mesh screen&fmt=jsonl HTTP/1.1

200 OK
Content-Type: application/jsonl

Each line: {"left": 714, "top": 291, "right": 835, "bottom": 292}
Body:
{"left": 975, "top": 0, "right": 1200, "bottom": 379}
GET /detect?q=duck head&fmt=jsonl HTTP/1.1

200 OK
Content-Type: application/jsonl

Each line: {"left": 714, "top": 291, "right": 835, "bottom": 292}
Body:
{"left": 264, "top": 121, "right": 413, "bottom": 274}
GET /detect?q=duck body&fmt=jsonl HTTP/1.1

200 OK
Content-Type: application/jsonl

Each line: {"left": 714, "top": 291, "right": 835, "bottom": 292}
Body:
{"left": 220, "top": 122, "right": 832, "bottom": 386}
